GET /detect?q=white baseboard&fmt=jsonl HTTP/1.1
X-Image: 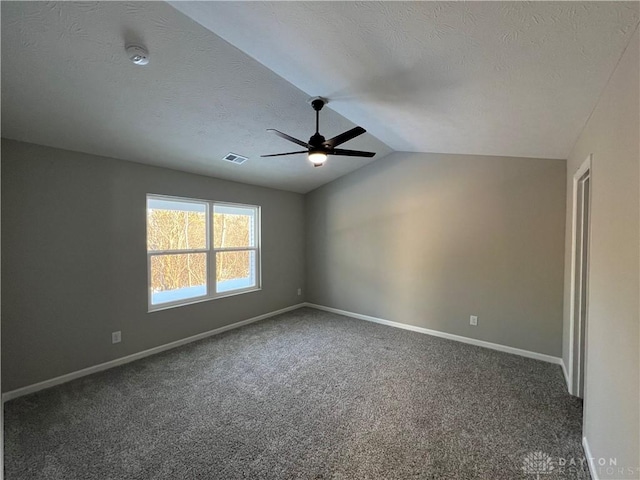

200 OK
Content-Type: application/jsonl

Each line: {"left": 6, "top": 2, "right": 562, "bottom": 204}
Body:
{"left": 561, "top": 360, "right": 571, "bottom": 391}
{"left": 2, "top": 303, "right": 306, "bottom": 402}
{"left": 305, "top": 303, "right": 563, "bottom": 365}
{"left": 3, "top": 302, "right": 563, "bottom": 402}
{"left": 582, "top": 436, "right": 599, "bottom": 480}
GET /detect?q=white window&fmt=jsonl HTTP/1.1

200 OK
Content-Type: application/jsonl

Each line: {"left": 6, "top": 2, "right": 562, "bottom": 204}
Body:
{"left": 147, "top": 194, "right": 260, "bottom": 311}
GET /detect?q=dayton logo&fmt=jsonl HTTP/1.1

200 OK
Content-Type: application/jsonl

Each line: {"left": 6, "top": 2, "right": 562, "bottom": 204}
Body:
{"left": 522, "top": 451, "right": 555, "bottom": 479}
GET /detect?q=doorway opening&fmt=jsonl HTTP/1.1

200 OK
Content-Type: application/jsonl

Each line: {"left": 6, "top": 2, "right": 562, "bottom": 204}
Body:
{"left": 569, "top": 155, "right": 591, "bottom": 398}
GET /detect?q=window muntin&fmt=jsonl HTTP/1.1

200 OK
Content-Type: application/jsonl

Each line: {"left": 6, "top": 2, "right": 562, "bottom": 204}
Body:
{"left": 147, "top": 195, "right": 260, "bottom": 311}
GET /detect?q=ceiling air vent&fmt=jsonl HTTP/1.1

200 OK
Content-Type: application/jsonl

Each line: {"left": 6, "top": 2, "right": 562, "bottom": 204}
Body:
{"left": 222, "top": 153, "right": 248, "bottom": 165}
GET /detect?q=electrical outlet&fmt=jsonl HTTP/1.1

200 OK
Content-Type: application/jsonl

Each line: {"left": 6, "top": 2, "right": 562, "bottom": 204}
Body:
{"left": 297, "top": 288, "right": 302, "bottom": 296}
{"left": 112, "top": 331, "right": 122, "bottom": 344}
{"left": 470, "top": 316, "right": 478, "bottom": 326}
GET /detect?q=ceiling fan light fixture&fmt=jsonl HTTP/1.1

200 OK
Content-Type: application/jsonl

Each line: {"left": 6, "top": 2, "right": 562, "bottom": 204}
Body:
{"left": 308, "top": 151, "right": 327, "bottom": 167}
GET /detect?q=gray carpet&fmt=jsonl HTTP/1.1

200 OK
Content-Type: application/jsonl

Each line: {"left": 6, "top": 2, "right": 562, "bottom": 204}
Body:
{"left": 5, "top": 307, "right": 588, "bottom": 479}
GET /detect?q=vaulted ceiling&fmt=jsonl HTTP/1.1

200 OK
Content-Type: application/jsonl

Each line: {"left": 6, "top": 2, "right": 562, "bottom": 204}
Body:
{"left": 172, "top": 1, "right": 639, "bottom": 159}
{"left": 2, "top": 2, "right": 639, "bottom": 193}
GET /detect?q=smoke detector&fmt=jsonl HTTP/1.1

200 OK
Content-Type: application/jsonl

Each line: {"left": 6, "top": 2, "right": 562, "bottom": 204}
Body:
{"left": 126, "top": 44, "right": 149, "bottom": 66}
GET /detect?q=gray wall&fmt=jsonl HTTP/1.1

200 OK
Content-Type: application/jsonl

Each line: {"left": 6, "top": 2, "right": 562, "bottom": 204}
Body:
{"left": 562, "top": 27, "right": 639, "bottom": 477}
{"left": 1, "top": 139, "right": 305, "bottom": 392}
{"left": 306, "top": 151, "right": 566, "bottom": 357}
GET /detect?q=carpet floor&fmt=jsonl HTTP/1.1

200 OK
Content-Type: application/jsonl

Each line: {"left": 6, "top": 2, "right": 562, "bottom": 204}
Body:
{"left": 5, "top": 307, "right": 588, "bottom": 479}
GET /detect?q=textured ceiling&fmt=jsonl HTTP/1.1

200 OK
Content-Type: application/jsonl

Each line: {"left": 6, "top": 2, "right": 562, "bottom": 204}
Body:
{"left": 171, "top": 1, "right": 639, "bottom": 159}
{"left": 1, "top": 1, "right": 391, "bottom": 194}
{"left": 3, "top": 2, "right": 639, "bottom": 194}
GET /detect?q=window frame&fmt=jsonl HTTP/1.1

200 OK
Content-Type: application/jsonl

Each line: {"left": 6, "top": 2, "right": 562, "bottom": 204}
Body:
{"left": 147, "top": 194, "right": 261, "bottom": 312}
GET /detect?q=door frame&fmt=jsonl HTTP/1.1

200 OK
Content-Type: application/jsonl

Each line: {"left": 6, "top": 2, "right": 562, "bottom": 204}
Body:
{"left": 568, "top": 154, "right": 591, "bottom": 397}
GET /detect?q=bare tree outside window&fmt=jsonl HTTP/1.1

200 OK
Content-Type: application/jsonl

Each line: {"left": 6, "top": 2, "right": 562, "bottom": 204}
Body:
{"left": 148, "top": 209, "right": 207, "bottom": 292}
{"left": 213, "top": 211, "right": 251, "bottom": 283}
{"left": 147, "top": 196, "right": 260, "bottom": 309}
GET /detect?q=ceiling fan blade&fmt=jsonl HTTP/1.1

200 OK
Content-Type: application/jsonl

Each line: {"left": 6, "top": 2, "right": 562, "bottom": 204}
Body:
{"left": 267, "top": 129, "right": 309, "bottom": 148}
{"left": 329, "top": 148, "right": 376, "bottom": 158}
{"left": 261, "top": 150, "right": 308, "bottom": 158}
{"left": 324, "top": 126, "right": 366, "bottom": 148}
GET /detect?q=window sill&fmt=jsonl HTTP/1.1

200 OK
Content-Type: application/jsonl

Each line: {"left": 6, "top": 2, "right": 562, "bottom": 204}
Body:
{"left": 148, "top": 287, "right": 262, "bottom": 313}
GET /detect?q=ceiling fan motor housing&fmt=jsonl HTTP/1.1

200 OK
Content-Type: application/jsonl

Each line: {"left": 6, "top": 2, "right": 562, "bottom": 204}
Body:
{"left": 309, "top": 133, "right": 326, "bottom": 148}
{"left": 311, "top": 98, "right": 326, "bottom": 111}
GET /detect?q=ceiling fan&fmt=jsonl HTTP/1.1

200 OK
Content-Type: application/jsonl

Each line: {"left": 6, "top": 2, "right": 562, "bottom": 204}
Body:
{"left": 261, "top": 97, "right": 375, "bottom": 167}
